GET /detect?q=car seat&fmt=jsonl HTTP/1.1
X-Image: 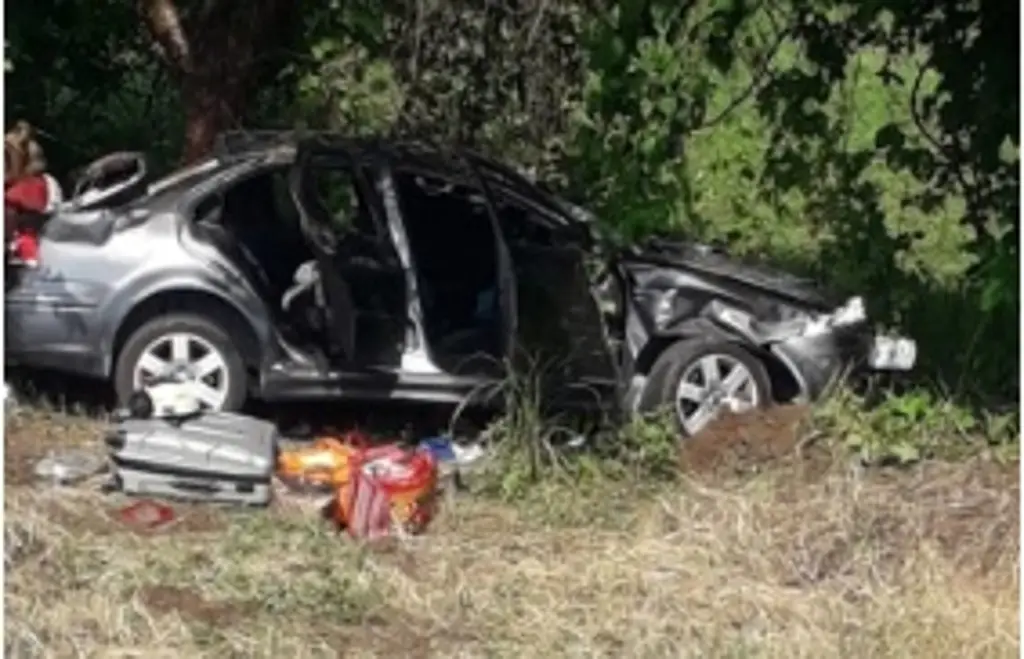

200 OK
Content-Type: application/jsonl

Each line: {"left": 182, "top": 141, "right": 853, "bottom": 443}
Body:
{"left": 292, "top": 168, "right": 359, "bottom": 363}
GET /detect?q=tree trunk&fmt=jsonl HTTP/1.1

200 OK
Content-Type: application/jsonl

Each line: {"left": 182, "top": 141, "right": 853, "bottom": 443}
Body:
{"left": 181, "top": 77, "right": 245, "bottom": 163}
{"left": 139, "top": 0, "right": 295, "bottom": 164}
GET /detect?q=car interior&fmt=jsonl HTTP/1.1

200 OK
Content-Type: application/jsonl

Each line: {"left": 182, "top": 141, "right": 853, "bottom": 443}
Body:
{"left": 191, "top": 162, "right": 510, "bottom": 378}
{"left": 391, "top": 170, "right": 505, "bottom": 375}
{"left": 192, "top": 165, "right": 409, "bottom": 371}
{"left": 293, "top": 162, "right": 408, "bottom": 368}
{"left": 192, "top": 170, "right": 331, "bottom": 364}
{"left": 193, "top": 171, "right": 309, "bottom": 308}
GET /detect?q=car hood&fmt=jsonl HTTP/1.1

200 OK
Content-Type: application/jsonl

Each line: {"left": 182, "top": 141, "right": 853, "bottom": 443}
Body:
{"left": 619, "top": 238, "right": 837, "bottom": 311}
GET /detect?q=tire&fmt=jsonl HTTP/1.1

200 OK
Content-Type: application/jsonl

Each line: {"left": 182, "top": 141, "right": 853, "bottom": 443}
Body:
{"left": 637, "top": 337, "right": 772, "bottom": 437}
{"left": 113, "top": 313, "right": 248, "bottom": 412}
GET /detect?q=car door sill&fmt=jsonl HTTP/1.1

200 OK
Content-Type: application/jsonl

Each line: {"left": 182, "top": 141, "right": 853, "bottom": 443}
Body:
{"left": 260, "top": 364, "right": 499, "bottom": 405}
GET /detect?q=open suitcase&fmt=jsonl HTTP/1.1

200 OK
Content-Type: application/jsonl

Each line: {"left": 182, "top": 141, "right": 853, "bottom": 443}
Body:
{"left": 105, "top": 411, "right": 279, "bottom": 506}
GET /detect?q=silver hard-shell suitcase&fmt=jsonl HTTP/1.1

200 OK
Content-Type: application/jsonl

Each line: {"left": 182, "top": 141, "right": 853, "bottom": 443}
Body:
{"left": 105, "top": 411, "right": 279, "bottom": 506}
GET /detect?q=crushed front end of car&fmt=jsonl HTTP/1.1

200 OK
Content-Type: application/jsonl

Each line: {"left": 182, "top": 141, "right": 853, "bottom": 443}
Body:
{"left": 605, "top": 238, "right": 919, "bottom": 424}
{"left": 703, "top": 295, "right": 917, "bottom": 402}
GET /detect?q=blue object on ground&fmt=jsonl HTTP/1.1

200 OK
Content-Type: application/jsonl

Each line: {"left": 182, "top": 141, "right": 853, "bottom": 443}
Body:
{"left": 418, "top": 436, "right": 457, "bottom": 463}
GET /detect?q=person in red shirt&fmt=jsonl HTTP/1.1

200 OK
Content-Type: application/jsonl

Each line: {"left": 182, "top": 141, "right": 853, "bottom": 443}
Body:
{"left": 5, "top": 125, "right": 62, "bottom": 267}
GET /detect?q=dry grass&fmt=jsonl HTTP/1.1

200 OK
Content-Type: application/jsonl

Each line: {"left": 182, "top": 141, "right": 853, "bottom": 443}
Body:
{"left": 4, "top": 406, "right": 1020, "bottom": 658}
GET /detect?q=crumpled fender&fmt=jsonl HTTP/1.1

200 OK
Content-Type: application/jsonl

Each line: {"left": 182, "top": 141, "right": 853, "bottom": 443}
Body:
{"left": 657, "top": 314, "right": 739, "bottom": 343}
{"left": 649, "top": 301, "right": 846, "bottom": 404}
{"left": 697, "top": 299, "right": 866, "bottom": 402}
{"left": 698, "top": 301, "right": 810, "bottom": 345}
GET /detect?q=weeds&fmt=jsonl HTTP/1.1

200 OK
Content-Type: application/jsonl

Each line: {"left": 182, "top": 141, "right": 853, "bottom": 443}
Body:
{"left": 5, "top": 403, "right": 1019, "bottom": 657}
{"left": 459, "top": 362, "right": 585, "bottom": 500}
{"left": 467, "top": 360, "right": 1017, "bottom": 503}
{"left": 814, "top": 389, "right": 1020, "bottom": 467}
{"left": 4, "top": 370, "right": 1019, "bottom": 657}
{"left": 456, "top": 356, "right": 682, "bottom": 501}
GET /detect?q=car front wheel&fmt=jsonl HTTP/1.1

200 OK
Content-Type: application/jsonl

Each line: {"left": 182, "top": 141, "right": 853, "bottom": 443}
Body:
{"left": 113, "top": 313, "right": 248, "bottom": 412}
{"left": 638, "top": 338, "right": 772, "bottom": 437}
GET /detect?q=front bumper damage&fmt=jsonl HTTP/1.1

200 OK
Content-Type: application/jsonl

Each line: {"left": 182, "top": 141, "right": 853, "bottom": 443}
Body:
{"left": 706, "top": 296, "right": 917, "bottom": 403}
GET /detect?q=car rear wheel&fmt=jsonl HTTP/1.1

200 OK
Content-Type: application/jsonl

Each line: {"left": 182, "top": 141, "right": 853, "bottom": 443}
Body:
{"left": 638, "top": 338, "right": 772, "bottom": 437}
{"left": 113, "top": 313, "right": 248, "bottom": 412}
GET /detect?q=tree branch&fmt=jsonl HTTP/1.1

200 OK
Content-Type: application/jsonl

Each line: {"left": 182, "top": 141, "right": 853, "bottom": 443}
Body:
{"left": 908, "top": 62, "right": 980, "bottom": 217}
{"left": 696, "top": 6, "right": 791, "bottom": 133}
{"left": 138, "top": 0, "right": 192, "bottom": 74}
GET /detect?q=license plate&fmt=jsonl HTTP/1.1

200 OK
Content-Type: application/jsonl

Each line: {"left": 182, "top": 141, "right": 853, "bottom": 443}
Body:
{"left": 868, "top": 336, "right": 918, "bottom": 371}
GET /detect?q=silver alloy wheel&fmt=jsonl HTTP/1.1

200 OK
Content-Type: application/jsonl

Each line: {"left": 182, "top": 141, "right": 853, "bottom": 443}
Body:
{"left": 675, "top": 353, "right": 760, "bottom": 435}
{"left": 132, "top": 332, "right": 231, "bottom": 410}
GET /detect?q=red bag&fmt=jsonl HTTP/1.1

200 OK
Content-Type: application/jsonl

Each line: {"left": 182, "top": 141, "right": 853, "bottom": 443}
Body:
{"left": 336, "top": 445, "right": 439, "bottom": 539}
{"left": 346, "top": 466, "right": 393, "bottom": 540}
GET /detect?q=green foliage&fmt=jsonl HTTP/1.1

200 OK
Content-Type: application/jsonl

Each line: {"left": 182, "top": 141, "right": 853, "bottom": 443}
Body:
{"left": 288, "top": 37, "right": 403, "bottom": 136}
{"left": 563, "top": 0, "right": 1017, "bottom": 409}
{"left": 815, "top": 390, "right": 1019, "bottom": 466}
{"left": 567, "top": 4, "right": 704, "bottom": 241}
{"left": 469, "top": 367, "right": 569, "bottom": 501}
{"left": 6, "top": 1, "right": 181, "bottom": 174}
{"left": 590, "top": 411, "right": 681, "bottom": 483}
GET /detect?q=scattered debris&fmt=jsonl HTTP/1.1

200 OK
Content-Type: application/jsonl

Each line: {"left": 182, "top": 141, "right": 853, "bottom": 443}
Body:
{"left": 342, "top": 461, "right": 393, "bottom": 540}
{"left": 271, "top": 478, "right": 336, "bottom": 520}
{"left": 418, "top": 435, "right": 486, "bottom": 469}
{"left": 123, "top": 380, "right": 203, "bottom": 419}
{"left": 417, "top": 434, "right": 487, "bottom": 496}
{"left": 278, "top": 438, "right": 442, "bottom": 539}
{"left": 116, "top": 499, "right": 177, "bottom": 531}
{"left": 333, "top": 445, "right": 440, "bottom": 540}
{"left": 33, "top": 449, "right": 106, "bottom": 485}
{"left": 23, "top": 382, "right": 461, "bottom": 542}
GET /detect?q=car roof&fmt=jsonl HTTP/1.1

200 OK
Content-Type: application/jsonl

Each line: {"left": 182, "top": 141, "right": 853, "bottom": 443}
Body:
{"left": 215, "top": 131, "right": 539, "bottom": 190}
{"left": 213, "top": 130, "right": 584, "bottom": 227}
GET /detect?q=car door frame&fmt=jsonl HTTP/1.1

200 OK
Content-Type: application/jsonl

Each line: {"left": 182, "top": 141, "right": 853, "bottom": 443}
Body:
{"left": 460, "top": 155, "right": 519, "bottom": 365}
{"left": 287, "top": 139, "right": 401, "bottom": 364}
{"left": 462, "top": 155, "right": 623, "bottom": 406}
{"left": 374, "top": 155, "right": 518, "bottom": 372}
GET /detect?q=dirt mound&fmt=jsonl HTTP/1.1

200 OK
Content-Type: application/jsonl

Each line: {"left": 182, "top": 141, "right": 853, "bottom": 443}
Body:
{"left": 680, "top": 404, "right": 815, "bottom": 476}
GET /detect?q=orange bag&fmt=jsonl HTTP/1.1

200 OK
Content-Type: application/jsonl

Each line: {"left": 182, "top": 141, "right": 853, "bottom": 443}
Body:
{"left": 334, "top": 446, "right": 439, "bottom": 536}
{"left": 276, "top": 437, "right": 359, "bottom": 491}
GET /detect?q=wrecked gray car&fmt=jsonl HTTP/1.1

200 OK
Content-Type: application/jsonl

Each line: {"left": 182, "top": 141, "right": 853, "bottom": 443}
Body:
{"left": 5, "top": 132, "right": 916, "bottom": 435}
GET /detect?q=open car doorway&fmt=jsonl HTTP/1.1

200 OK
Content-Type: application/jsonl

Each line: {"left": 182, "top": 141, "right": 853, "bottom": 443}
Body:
{"left": 288, "top": 152, "right": 409, "bottom": 370}
{"left": 391, "top": 170, "right": 506, "bottom": 376}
